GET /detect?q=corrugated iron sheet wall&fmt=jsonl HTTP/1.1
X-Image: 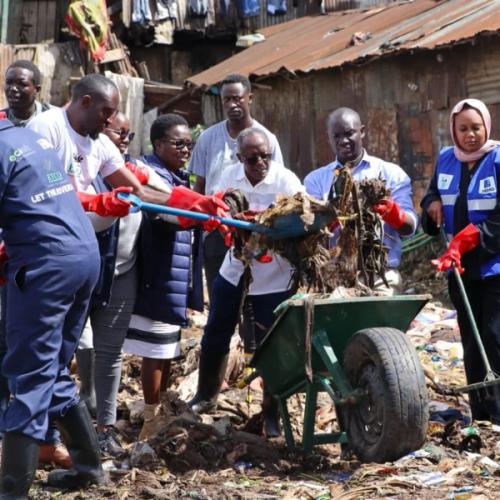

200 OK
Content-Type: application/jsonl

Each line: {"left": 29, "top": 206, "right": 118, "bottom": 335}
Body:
{"left": 323, "top": 0, "right": 398, "bottom": 11}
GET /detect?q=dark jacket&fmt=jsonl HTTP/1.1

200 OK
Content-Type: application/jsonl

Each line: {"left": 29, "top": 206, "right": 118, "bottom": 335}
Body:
{"left": 133, "top": 153, "right": 203, "bottom": 325}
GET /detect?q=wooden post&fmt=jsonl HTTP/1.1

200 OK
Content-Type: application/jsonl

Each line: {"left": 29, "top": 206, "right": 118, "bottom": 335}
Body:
{"left": 1, "top": 0, "right": 23, "bottom": 43}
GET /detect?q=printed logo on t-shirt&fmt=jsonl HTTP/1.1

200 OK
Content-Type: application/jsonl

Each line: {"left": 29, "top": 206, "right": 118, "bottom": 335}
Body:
{"left": 67, "top": 153, "right": 83, "bottom": 177}
{"left": 437, "top": 173, "right": 453, "bottom": 190}
{"left": 479, "top": 176, "right": 496, "bottom": 194}
{"left": 8, "top": 148, "right": 23, "bottom": 162}
{"left": 47, "top": 171, "right": 64, "bottom": 184}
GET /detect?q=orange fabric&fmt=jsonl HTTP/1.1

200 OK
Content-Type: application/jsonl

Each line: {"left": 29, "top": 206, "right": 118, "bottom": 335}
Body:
{"left": 65, "top": 0, "right": 109, "bottom": 62}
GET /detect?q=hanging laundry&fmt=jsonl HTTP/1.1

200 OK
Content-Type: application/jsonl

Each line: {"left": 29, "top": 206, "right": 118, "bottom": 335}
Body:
{"left": 155, "top": 0, "right": 178, "bottom": 21}
{"left": 267, "top": 0, "right": 286, "bottom": 15}
{"left": 189, "top": 0, "right": 209, "bottom": 17}
{"left": 219, "top": 0, "right": 231, "bottom": 17}
{"left": 237, "top": 0, "right": 260, "bottom": 18}
{"left": 65, "top": 0, "right": 109, "bottom": 62}
{"left": 132, "top": 0, "right": 153, "bottom": 23}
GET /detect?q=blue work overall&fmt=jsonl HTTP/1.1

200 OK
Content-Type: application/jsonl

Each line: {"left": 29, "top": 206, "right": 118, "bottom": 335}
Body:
{"left": 0, "top": 119, "right": 100, "bottom": 440}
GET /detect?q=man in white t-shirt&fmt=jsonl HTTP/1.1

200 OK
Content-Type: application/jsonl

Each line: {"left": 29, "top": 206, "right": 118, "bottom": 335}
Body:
{"left": 188, "top": 128, "right": 302, "bottom": 438}
{"left": 28, "top": 73, "right": 228, "bottom": 223}
{"left": 189, "top": 74, "right": 284, "bottom": 298}
{"left": 28, "top": 74, "right": 145, "bottom": 198}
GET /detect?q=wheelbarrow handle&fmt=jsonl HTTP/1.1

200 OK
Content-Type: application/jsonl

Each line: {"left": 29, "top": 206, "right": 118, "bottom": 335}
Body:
{"left": 117, "top": 191, "right": 267, "bottom": 233}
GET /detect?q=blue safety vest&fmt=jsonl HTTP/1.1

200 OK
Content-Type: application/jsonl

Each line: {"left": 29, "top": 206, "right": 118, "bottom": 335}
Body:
{"left": 437, "top": 146, "right": 500, "bottom": 278}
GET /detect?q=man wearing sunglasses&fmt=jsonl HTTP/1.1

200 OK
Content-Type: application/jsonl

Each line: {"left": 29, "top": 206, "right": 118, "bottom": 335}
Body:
{"left": 189, "top": 128, "right": 302, "bottom": 438}
{"left": 188, "top": 74, "right": 284, "bottom": 300}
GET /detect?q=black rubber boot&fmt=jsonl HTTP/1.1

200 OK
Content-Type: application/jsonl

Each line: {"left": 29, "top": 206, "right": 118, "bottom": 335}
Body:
{"left": 188, "top": 351, "right": 228, "bottom": 414}
{"left": 262, "top": 386, "right": 281, "bottom": 438}
{"left": 76, "top": 348, "right": 96, "bottom": 417}
{"left": 47, "top": 401, "right": 107, "bottom": 490}
{"left": 0, "top": 432, "right": 39, "bottom": 499}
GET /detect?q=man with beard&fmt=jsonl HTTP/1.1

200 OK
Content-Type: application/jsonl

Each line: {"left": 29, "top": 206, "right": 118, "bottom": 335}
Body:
{"left": 28, "top": 73, "right": 144, "bottom": 196}
{"left": 304, "top": 107, "right": 417, "bottom": 294}
{"left": 28, "top": 73, "right": 226, "bottom": 216}
{"left": 1, "top": 60, "right": 50, "bottom": 127}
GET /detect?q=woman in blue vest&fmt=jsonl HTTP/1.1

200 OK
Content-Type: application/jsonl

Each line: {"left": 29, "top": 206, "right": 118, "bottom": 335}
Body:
{"left": 421, "top": 98, "right": 500, "bottom": 424}
{"left": 122, "top": 114, "right": 204, "bottom": 439}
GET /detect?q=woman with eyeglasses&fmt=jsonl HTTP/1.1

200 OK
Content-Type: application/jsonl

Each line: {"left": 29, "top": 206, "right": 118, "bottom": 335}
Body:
{"left": 121, "top": 113, "right": 204, "bottom": 440}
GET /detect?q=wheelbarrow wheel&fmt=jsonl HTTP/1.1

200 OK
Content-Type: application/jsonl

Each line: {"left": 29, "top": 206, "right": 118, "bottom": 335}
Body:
{"left": 341, "top": 327, "right": 428, "bottom": 463}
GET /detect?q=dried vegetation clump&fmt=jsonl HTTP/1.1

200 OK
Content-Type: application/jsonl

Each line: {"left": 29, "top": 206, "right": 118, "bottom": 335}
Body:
{"left": 224, "top": 169, "right": 391, "bottom": 294}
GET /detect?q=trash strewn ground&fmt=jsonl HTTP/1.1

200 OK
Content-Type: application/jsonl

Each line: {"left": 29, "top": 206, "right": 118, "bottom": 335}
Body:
{"left": 32, "top": 251, "right": 500, "bottom": 499}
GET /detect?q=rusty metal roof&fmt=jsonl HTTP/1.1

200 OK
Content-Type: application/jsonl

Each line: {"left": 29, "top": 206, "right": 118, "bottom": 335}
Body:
{"left": 187, "top": 0, "right": 500, "bottom": 88}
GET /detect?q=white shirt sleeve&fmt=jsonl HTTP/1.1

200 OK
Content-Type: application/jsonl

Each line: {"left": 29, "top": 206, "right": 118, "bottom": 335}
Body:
{"left": 282, "top": 170, "right": 305, "bottom": 195}
{"left": 27, "top": 112, "right": 62, "bottom": 152}
{"left": 98, "top": 135, "right": 124, "bottom": 178}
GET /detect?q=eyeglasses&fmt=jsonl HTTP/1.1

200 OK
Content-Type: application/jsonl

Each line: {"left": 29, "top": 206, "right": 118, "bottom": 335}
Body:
{"left": 105, "top": 128, "right": 135, "bottom": 141}
{"left": 162, "top": 138, "right": 195, "bottom": 151}
{"left": 242, "top": 153, "right": 272, "bottom": 165}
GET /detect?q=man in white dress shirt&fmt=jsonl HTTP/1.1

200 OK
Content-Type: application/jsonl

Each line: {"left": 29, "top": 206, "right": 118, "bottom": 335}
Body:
{"left": 188, "top": 128, "right": 302, "bottom": 437}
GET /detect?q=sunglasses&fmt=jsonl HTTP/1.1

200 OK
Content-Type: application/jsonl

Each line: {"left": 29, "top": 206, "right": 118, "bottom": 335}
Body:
{"left": 106, "top": 128, "right": 135, "bottom": 141}
{"left": 243, "top": 153, "right": 272, "bottom": 165}
{"left": 162, "top": 138, "right": 195, "bottom": 151}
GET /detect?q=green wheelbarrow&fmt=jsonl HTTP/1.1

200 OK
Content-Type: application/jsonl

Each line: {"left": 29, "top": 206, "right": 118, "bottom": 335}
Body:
{"left": 249, "top": 294, "right": 431, "bottom": 463}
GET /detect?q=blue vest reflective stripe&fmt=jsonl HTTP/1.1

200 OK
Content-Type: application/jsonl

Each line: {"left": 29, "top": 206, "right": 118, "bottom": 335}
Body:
{"left": 133, "top": 154, "right": 203, "bottom": 325}
{"left": 436, "top": 146, "right": 500, "bottom": 278}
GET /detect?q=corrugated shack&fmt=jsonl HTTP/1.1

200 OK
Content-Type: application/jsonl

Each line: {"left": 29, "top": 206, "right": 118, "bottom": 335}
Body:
{"left": 186, "top": 0, "right": 500, "bottom": 205}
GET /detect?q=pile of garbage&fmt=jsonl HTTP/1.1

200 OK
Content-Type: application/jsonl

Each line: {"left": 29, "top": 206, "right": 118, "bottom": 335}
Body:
{"left": 31, "top": 299, "right": 500, "bottom": 499}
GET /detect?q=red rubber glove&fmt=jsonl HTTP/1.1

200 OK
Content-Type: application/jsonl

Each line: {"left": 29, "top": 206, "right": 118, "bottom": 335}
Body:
{"left": 372, "top": 198, "right": 407, "bottom": 229}
{"left": 0, "top": 242, "right": 8, "bottom": 286}
{"left": 0, "top": 111, "right": 7, "bottom": 120}
{"left": 203, "top": 217, "right": 223, "bottom": 232}
{"left": 431, "top": 223, "right": 480, "bottom": 274}
{"left": 256, "top": 249, "right": 272, "bottom": 263}
{"left": 167, "top": 186, "right": 229, "bottom": 229}
{"left": 77, "top": 187, "right": 133, "bottom": 217}
{"left": 125, "top": 161, "right": 149, "bottom": 185}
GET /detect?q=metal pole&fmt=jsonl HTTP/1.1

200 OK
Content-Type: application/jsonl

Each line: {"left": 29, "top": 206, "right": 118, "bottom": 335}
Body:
{"left": 441, "top": 228, "right": 496, "bottom": 380}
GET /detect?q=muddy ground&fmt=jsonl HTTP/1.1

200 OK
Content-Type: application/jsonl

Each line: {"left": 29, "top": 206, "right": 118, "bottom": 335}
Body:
{"left": 31, "top": 239, "right": 500, "bottom": 499}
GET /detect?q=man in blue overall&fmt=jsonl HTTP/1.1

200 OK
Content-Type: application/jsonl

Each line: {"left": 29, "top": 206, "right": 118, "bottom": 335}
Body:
{"left": 0, "top": 119, "right": 102, "bottom": 497}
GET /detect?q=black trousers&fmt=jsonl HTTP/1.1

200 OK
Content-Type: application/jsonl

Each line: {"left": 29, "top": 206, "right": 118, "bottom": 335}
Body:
{"left": 203, "top": 231, "right": 227, "bottom": 302}
{"left": 448, "top": 274, "right": 500, "bottom": 422}
{"left": 203, "top": 231, "right": 259, "bottom": 354}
